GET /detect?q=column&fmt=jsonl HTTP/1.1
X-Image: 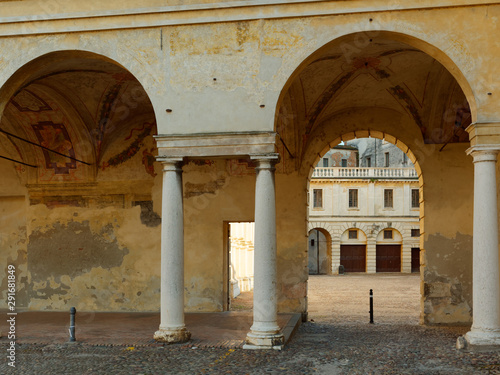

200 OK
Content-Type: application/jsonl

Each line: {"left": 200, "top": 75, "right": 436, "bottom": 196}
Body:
{"left": 401, "top": 237, "right": 412, "bottom": 273}
{"left": 154, "top": 157, "right": 191, "bottom": 343}
{"left": 244, "top": 154, "right": 284, "bottom": 349}
{"left": 462, "top": 146, "right": 500, "bottom": 348}
{"left": 331, "top": 239, "right": 341, "bottom": 274}
{"left": 366, "top": 238, "right": 377, "bottom": 273}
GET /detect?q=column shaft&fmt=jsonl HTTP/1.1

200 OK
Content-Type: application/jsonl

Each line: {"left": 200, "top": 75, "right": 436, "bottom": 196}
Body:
{"left": 462, "top": 147, "right": 500, "bottom": 348}
{"left": 245, "top": 154, "right": 284, "bottom": 349}
{"left": 154, "top": 157, "right": 191, "bottom": 343}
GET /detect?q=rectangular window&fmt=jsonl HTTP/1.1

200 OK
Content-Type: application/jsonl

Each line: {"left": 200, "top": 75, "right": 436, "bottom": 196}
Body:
{"left": 313, "top": 189, "right": 323, "bottom": 208}
{"left": 348, "top": 189, "right": 358, "bottom": 208}
{"left": 322, "top": 158, "right": 329, "bottom": 167}
{"left": 341, "top": 159, "right": 347, "bottom": 168}
{"left": 384, "top": 152, "right": 390, "bottom": 167}
{"left": 411, "top": 229, "right": 420, "bottom": 237}
{"left": 348, "top": 230, "right": 358, "bottom": 239}
{"left": 384, "top": 229, "right": 393, "bottom": 239}
{"left": 403, "top": 153, "right": 407, "bottom": 164}
{"left": 384, "top": 189, "right": 393, "bottom": 208}
{"left": 411, "top": 189, "right": 419, "bottom": 208}
{"left": 366, "top": 157, "right": 371, "bottom": 167}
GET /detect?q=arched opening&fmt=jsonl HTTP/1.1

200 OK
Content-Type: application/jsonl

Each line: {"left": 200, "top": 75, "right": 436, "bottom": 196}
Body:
{"left": 307, "top": 227, "right": 332, "bottom": 275}
{"left": 0, "top": 50, "right": 160, "bottom": 312}
{"left": 340, "top": 228, "right": 367, "bottom": 273}
{"left": 375, "top": 227, "right": 403, "bottom": 273}
{"left": 275, "top": 31, "right": 474, "bottom": 326}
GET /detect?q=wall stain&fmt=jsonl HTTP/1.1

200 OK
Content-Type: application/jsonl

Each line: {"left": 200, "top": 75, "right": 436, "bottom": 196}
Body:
{"left": 28, "top": 221, "right": 129, "bottom": 283}
{"left": 423, "top": 232, "right": 472, "bottom": 324}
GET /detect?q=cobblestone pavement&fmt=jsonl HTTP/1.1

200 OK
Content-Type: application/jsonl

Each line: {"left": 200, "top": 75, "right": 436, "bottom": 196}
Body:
{"left": 2, "top": 274, "right": 500, "bottom": 374}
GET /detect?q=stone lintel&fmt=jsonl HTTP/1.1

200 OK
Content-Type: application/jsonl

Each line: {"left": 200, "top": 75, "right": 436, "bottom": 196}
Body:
{"left": 155, "top": 132, "right": 276, "bottom": 158}
{"left": 466, "top": 122, "right": 500, "bottom": 147}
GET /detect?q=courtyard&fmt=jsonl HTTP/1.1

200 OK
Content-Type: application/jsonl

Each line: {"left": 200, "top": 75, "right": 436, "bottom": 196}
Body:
{"left": 1, "top": 274, "right": 499, "bottom": 374}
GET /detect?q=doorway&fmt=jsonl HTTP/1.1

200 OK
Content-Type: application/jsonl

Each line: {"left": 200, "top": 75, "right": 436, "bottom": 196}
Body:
{"left": 225, "top": 222, "right": 254, "bottom": 311}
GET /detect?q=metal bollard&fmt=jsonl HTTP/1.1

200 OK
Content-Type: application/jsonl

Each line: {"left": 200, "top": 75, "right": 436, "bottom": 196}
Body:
{"left": 69, "top": 307, "right": 76, "bottom": 342}
{"left": 369, "top": 289, "right": 374, "bottom": 324}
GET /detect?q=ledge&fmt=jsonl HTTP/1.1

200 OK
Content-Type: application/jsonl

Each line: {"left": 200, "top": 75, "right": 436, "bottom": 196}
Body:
{"left": 0, "top": 0, "right": 498, "bottom": 36}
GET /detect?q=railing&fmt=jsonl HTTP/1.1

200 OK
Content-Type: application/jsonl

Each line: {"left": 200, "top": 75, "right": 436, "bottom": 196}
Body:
{"left": 312, "top": 167, "right": 418, "bottom": 179}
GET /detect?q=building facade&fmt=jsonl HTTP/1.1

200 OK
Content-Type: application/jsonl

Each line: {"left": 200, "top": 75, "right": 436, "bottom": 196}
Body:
{"left": 0, "top": 0, "right": 499, "bottom": 349}
{"left": 309, "top": 141, "right": 420, "bottom": 275}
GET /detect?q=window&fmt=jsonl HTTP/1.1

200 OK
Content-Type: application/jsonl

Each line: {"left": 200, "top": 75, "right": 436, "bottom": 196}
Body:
{"left": 384, "top": 229, "right": 393, "bottom": 239}
{"left": 313, "top": 189, "right": 323, "bottom": 208}
{"left": 348, "top": 189, "right": 358, "bottom": 208}
{"left": 403, "top": 153, "right": 407, "bottom": 165}
{"left": 384, "top": 152, "right": 390, "bottom": 167}
{"left": 341, "top": 159, "right": 347, "bottom": 168}
{"left": 348, "top": 230, "right": 358, "bottom": 239}
{"left": 384, "top": 189, "right": 393, "bottom": 208}
{"left": 366, "top": 157, "right": 371, "bottom": 167}
{"left": 411, "top": 229, "right": 420, "bottom": 237}
{"left": 322, "top": 158, "right": 329, "bottom": 167}
{"left": 411, "top": 189, "right": 419, "bottom": 208}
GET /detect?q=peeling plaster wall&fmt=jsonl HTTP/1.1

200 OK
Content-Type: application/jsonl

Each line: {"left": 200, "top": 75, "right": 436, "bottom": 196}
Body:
{"left": 421, "top": 143, "right": 473, "bottom": 325}
{"left": 24, "top": 200, "right": 161, "bottom": 312}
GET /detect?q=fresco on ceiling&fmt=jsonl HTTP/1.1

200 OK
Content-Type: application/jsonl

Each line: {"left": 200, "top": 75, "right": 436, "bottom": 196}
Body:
{"left": 11, "top": 90, "right": 52, "bottom": 112}
{"left": 101, "top": 121, "right": 156, "bottom": 176}
{"left": 32, "top": 122, "right": 76, "bottom": 174}
{"left": 296, "top": 50, "right": 470, "bottom": 154}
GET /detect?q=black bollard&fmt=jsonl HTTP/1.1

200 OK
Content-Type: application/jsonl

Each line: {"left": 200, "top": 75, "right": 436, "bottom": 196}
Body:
{"left": 369, "top": 289, "right": 374, "bottom": 324}
{"left": 69, "top": 307, "right": 76, "bottom": 342}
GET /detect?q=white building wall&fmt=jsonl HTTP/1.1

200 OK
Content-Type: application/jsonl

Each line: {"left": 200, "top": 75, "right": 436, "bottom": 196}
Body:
{"left": 308, "top": 168, "right": 420, "bottom": 274}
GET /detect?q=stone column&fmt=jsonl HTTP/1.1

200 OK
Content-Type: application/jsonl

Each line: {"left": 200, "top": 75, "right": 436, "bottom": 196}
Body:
{"left": 366, "top": 238, "right": 377, "bottom": 274}
{"left": 401, "top": 237, "right": 412, "bottom": 274}
{"left": 244, "top": 154, "right": 284, "bottom": 350}
{"left": 331, "top": 239, "right": 341, "bottom": 274}
{"left": 461, "top": 146, "right": 500, "bottom": 348}
{"left": 154, "top": 157, "right": 191, "bottom": 343}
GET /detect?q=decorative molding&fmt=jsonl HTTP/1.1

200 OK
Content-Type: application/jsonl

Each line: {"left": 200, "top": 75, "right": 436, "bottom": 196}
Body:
{"left": 0, "top": 0, "right": 498, "bottom": 36}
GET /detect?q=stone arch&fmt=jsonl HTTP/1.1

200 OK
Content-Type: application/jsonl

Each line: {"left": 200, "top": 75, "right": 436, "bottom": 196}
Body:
{"left": 273, "top": 30, "right": 477, "bottom": 125}
{"left": 0, "top": 45, "right": 163, "bottom": 125}
{"left": 307, "top": 226, "right": 333, "bottom": 275}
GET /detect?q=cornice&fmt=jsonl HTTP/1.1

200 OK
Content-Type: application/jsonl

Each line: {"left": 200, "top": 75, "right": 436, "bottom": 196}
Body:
{"left": 0, "top": 0, "right": 498, "bottom": 37}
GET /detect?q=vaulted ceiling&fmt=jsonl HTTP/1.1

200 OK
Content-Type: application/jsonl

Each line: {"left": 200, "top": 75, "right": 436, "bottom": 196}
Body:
{"left": 277, "top": 36, "right": 471, "bottom": 166}
{"left": 0, "top": 52, "right": 156, "bottom": 180}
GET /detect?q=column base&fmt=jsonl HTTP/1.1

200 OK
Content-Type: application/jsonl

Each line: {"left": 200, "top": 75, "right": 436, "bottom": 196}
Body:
{"left": 154, "top": 327, "right": 191, "bottom": 344}
{"left": 243, "top": 331, "right": 285, "bottom": 350}
{"left": 457, "top": 330, "right": 500, "bottom": 350}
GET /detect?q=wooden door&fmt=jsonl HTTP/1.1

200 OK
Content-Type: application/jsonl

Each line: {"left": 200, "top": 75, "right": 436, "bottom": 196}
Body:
{"left": 376, "top": 244, "right": 401, "bottom": 272}
{"left": 340, "top": 245, "right": 366, "bottom": 272}
{"left": 411, "top": 247, "right": 420, "bottom": 273}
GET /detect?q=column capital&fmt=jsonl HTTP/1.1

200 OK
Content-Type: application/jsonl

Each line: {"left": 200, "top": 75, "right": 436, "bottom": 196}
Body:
{"left": 250, "top": 153, "right": 280, "bottom": 170}
{"left": 156, "top": 156, "right": 184, "bottom": 171}
{"left": 466, "top": 145, "right": 500, "bottom": 163}
{"left": 466, "top": 122, "right": 500, "bottom": 147}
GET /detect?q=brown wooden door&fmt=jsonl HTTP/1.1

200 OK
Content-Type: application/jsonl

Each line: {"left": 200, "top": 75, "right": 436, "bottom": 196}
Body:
{"left": 411, "top": 247, "right": 420, "bottom": 273}
{"left": 376, "top": 244, "right": 401, "bottom": 272}
{"left": 340, "top": 245, "right": 366, "bottom": 272}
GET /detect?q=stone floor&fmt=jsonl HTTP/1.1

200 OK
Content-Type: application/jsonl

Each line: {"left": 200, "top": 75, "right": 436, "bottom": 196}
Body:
{"left": 2, "top": 274, "right": 500, "bottom": 374}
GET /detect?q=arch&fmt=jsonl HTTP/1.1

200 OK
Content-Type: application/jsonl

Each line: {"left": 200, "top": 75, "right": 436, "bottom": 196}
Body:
{"left": 340, "top": 227, "right": 368, "bottom": 244}
{"left": 273, "top": 30, "right": 477, "bottom": 125}
{"left": 308, "top": 227, "right": 333, "bottom": 275}
{"left": 0, "top": 49, "right": 161, "bottom": 127}
{"left": 376, "top": 227, "right": 403, "bottom": 244}
{"left": 0, "top": 49, "right": 159, "bottom": 184}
